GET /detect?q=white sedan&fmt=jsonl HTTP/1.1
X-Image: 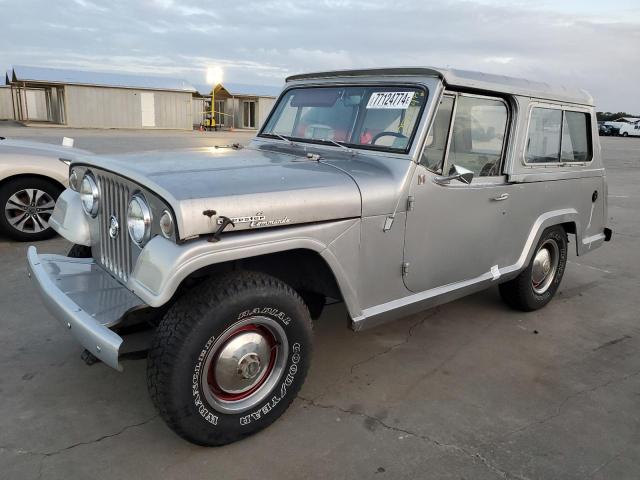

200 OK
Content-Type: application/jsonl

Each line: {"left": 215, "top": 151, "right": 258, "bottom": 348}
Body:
{"left": 0, "top": 137, "right": 90, "bottom": 241}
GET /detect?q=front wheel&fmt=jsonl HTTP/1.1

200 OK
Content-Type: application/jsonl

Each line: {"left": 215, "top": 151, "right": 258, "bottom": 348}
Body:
{"left": 499, "top": 226, "right": 568, "bottom": 311}
{"left": 147, "top": 271, "right": 313, "bottom": 446}
{"left": 622, "top": 132, "right": 629, "bottom": 137}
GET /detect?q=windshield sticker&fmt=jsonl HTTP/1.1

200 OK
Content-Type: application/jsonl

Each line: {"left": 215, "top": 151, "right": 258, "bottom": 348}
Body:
{"left": 366, "top": 91, "right": 415, "bottom": 109}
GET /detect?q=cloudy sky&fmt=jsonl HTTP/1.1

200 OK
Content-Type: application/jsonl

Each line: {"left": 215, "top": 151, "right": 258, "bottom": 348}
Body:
{"left": 2, "top": 0, "right": 639, "bottom": 112}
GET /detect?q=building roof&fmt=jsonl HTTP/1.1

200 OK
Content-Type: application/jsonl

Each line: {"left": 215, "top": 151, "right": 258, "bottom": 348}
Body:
{"left": 196, "top": 82, "right": 282, "bottom": 98}
{"left": 6, "top": 65, "right": 196, "bottom": 93}
{"left": 286, "top": 67, "right": 594, "bottom": 106}
{"left": 612, "top": 117, "right": 640, "bottom": 123}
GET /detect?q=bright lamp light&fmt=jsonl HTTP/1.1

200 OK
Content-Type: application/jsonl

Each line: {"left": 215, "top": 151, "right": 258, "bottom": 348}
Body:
{"left": 206, "top": 66, "right": 223, "bottom": 86}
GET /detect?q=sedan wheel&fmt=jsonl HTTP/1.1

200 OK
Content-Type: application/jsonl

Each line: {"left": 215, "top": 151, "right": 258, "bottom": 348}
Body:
{"left": 0, "top": 177, "right": 62, "bottom": 241}
{"left": 5, "top": 188, "right": 56, "bottom": 234}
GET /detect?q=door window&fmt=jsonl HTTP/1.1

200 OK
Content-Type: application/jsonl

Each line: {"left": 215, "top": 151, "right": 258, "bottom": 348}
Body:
{"left": 421, "top": 95, "right": 454, "bottom": 173}
{"left": 448, "top": 96, "right": 508, "bottom": 177}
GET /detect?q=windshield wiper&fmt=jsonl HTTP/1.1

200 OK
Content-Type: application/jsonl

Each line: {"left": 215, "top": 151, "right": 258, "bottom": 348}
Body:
{"left": 271, "top": 133, "right": 300, "bottom": 147}
{"left": 325, "top": 139, "right": 357, "bottom": 156}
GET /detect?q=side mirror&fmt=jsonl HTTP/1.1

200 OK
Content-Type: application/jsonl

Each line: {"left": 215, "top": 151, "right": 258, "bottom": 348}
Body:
{"left": 433, "top": 164, "right": 474, "bottom": 185}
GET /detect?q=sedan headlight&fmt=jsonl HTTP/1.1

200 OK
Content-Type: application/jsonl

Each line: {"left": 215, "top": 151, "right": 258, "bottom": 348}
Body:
{"left": 80, "top": 173, "right": 99, "bottom": 217}
{"left": 127, "top": 194, "right": 152, "bottom": 245}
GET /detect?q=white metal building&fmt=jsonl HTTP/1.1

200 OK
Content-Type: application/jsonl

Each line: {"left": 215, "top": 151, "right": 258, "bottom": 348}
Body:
{"left": 5, "top": 65, "right": 196, "bottom": 129}
{"left": 0, "top": 86, "right": 12, "bottom": 120}
{"left": 195, "top": 82, "right": 281, "bottom": 130}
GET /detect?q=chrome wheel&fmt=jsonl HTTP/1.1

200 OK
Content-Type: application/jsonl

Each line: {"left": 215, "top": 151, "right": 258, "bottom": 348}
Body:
{"left": 531, "top": 239, "right": 560, "bottom": 294}
{"left": 201, "top": 316, "right": 288, "bottom": 414}
{"left": 4, "top": 188, "right": 56, "bottom": 234}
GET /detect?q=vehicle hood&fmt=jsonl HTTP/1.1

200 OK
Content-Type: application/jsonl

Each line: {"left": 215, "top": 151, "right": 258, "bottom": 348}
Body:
{"left": 0, "top": 138, "right": 93, "bottom": 186}
{"left": 74, "top": 146, "right": 362, "bottom": 239}
{"left": 0, "top": 138, "right": 92, "bottom": 158}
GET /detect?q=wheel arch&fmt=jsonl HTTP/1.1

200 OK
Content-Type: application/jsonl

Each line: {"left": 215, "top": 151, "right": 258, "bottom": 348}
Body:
{"left": 496, "top": 209, "right": 580, "bottom": 283}
{"left": 129, "top": 225, "right": 363, "bottom": 323}
{"left": 521, "top": 214, "right": 580, "bottom": 265}
{"left": 0, "top": 173, "right": 66, "bottom": 193}
{"left": 183, "top": 248, "right": 345, "bottom": 320}
{"left": 559, "top": 220, "right": 579, "bottom": 255}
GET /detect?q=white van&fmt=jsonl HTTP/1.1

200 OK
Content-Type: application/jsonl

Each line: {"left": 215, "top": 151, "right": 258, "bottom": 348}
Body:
{"left": 619, "top": 123, "right": 640, "bottom": 137}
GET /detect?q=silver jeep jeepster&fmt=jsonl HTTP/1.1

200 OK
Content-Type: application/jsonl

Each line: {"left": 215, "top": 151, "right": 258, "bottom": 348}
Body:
{"left": 27, "top": 67, "right": 612, "bottom": 446}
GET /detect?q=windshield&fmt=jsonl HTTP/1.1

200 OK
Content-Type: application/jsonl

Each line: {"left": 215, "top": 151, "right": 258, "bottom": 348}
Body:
{"left": 260, "top": 85, "right": 427, "bottom": 153}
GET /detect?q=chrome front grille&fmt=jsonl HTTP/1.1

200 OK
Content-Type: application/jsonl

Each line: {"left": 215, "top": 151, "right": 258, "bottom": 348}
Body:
{"left": 97, "top": 174, "right": 132, "bottom": 282}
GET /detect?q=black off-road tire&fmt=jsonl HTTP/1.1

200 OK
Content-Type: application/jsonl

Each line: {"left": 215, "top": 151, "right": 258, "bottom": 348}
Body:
{"left": 147, "top": 270, "right": 313, "bottom": 446}
{"left": 0, "top": 177, "right": 63, "bottom": 242}
{"left": 68, "top": 244, "right": 92, "bottom": 258}
{"left": 499, "top": 226, "right": 568, "bottom": 312}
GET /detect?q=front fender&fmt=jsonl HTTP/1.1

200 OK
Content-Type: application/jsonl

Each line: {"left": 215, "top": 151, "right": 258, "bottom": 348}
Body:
{"left": 127, "top": 218, "right": 363, "bottom": 318}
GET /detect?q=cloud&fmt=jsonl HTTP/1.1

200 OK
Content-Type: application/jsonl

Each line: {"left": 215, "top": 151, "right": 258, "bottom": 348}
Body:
{"left": 71, "top": 0, "right": 108, "bottom": 12}
{"left": 1, "top": 0, "right": 639, "bottom": 111}
{"left": 483, "top": 57, "right": 515, "bottom": 65}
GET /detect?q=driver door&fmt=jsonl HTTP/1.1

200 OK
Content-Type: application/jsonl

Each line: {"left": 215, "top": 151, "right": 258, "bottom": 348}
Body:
{"left": 403, "top": 93, "right": 513, "bottom": 293}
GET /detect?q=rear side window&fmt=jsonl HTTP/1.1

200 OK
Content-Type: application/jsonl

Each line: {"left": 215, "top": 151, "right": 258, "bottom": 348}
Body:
{"left": 526, "top": 107, "right": 592, "bottom": 163}
{"left": 561, "top": 111, "right": 591, "bottom": 162}
{"left": 526, "top": 108, "right": 561, "bottom": 163}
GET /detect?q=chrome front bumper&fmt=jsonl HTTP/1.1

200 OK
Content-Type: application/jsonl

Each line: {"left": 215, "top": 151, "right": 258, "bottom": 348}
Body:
{"left": 27, "top": 246, "right": 145, "bottom": 371}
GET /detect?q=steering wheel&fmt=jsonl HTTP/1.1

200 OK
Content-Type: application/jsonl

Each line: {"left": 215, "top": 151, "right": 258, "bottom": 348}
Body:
{"left": 371, "top": 131, "right": 408, "bottom": 145}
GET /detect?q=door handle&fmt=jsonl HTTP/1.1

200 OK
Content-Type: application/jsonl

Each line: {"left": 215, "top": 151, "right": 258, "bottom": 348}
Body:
{"left": 492, "top": 193, "right": 509, "bottom": 201}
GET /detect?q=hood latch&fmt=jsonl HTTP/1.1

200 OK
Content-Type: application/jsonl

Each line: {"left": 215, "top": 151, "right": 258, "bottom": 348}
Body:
{"left": 207, "top": 215, "right": 235, "bottom": 242}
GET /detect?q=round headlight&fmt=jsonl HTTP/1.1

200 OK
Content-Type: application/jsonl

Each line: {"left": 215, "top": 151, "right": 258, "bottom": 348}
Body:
{"left": 69, "top": 168, "right": 80, "bottom": 191}
{"left": 80, "top": 173, "right": 99, "bottom": 217}
{"left": 159, "top": 210, "right": 174, "bottom": 239}
{"left": 127, "top": 194, "right": 152, "bottom": 245}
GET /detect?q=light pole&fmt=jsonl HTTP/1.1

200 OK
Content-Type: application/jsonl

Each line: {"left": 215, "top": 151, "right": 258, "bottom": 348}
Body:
{"left": 206, "top": 66, "right": 223, "bottom": 130}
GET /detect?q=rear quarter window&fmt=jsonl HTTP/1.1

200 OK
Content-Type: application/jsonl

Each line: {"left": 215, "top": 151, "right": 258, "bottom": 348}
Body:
{"left": 525, "top": 107, "right": 592, "bottom": 164}
{"left": 561, "top": 111, "right": 591, "bottom": 162}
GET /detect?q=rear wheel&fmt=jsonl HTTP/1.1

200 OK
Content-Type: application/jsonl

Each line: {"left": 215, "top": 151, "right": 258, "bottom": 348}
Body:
{"left": 147, "top": 270, "right": 313, "bottom": 446}
{"left": 622, "top": 132, "right": 629, "bottom": 137}
{"left": 499, "top": 226, "right": 568, "bottom": 311}
{"left": 0, "top": 177, "right": 62, "bottom": 241}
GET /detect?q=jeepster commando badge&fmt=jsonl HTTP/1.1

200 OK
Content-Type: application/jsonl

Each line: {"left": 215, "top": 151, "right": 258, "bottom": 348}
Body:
{"left": 218, "top": 212, "right": 291, "bottom": 228}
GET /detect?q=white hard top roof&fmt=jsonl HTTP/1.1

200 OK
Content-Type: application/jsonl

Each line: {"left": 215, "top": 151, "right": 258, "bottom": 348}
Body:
{"left": 286, "top": 67, "right": 593, "bottom": 106}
